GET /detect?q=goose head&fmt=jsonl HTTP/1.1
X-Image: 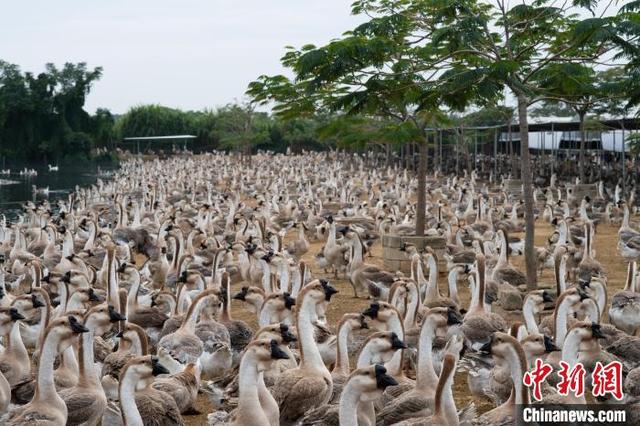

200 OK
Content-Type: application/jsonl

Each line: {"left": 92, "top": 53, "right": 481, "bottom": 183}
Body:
{"left": 424, "top": 306, "right": 463, "bottom": 334}
{"left": 46, "top": 314, "right": 90, "bottom": 353}
{"left": 525, "top": 290, "right": 553, "bottom": 313}
{"left": 521, "top": 333, "right": 560, "bottom": 359}
{"left": 341, "top": 312, "right": 369, "bottom": 332}
{"left": 0, "top": 306, "right": 25, "bottom": 334}
{"left": 362, "top": 301, "right": 400, "bottom": 331}
{"left": 233, "top": 285, "right": 265, "bottom": 305}
{"left": 346, "top": 364, "right": 398, "bottom": 402}
{"left": 299, "top": 279, "right": 338, "bottom": 306}
{"left": 84, "top": 304, "right": 126, "bottom": 336}
{"left": 255, "top": 322, "right": 298, "bottom": 343}
{"left": 566, "top": 321, "right": 606, "bottom": 344}
{"left": 244, "top": 338, "right": 290, "bottom": 371}
{"left": 359, "top": 331, "right": 407, "bottom": 365}
{"left": 120, "top": 355, "right": 170, "bottom": 383}
{"left": 479, "top": 332, "right": 523, "bottom": 361}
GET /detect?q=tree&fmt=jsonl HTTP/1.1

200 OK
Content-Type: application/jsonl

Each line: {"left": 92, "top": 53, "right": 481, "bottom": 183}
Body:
{"left": 214, "top": 102, "right": 271, "bottom": 161}
{"left": 0, "top": 60, "right": 104, "bottom": 161}
{"left": 247, "top": 0, "right": 493, "bottom": 236}
{"left": 426, "top": 0, "right": 621, "bottom": 289}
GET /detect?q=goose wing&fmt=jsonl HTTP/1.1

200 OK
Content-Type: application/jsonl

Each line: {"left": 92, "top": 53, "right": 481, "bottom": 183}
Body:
{"left": 60, "top": 389, "right": 106, "bottom": 425}
{"left": 128, "top": 307, "right": 169, "bottom": 328}
{"left": 376, "top": 392, "right": 431, "bottom": 425}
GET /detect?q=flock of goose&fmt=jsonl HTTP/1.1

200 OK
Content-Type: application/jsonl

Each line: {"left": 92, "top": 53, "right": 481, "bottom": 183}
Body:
{"left": 0, "top": 151, "right": 639, "bottom": 425}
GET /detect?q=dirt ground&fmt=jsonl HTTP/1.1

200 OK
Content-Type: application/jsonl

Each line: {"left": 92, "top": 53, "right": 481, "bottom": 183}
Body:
{"left": 183, "top": 220, "right": 631, "bottom": 425}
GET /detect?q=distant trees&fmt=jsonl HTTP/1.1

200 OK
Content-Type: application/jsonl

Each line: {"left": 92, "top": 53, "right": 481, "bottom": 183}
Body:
{"left": 0, "top": 61, "right": 103, "bottom": 162}
{"left": 114, "top": 102, "right": 327, "bottom": 155}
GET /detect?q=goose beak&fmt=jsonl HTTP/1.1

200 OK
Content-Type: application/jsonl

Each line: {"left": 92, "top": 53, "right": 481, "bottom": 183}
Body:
{"left": 283, "top": 292, "right": 296, "bottom": 310}
{"left": 88, "top": 289, "right": 104, "bottom": 303}
{"left": 68, "top": 316, "right": 89, "bottom": 333}
{"left": 359, "top": 314, "right": 369, "bottom": 330}
{"left": 375, "top": 364, "right": 398, "bottom": 389}
{"left": 362, "top": 303, "right": 379, "bottom": 319}
{"left": 270, "top": 340, "right": 290, "bottom": 360}
{"left": 591, "top": 322, "right": 605, "bottom": 339}
{"left": 390, "top": 332, "right": 407, "bottom": 350}
{"left": 447, "top": 307, "right": 463, "bottom": 325}
{"left": 279, "top": 324, "right": 297, "bottom": 343}
{"left": 320, "top": 280, "right": 338, "bottom": 301}
{"left": 31, "top": 294, "right": 45, "bottom": 308}
{"left": 479, "top": 337, "right": 493, "bottom": 354}
{"left": 542, "top": 291, "right": 553, "bottom": 303}
{"left": 62, "top": 271, "right": 71, "bottom": 283}
{"left": 116, "top": 263, "right": 127, "bottom": 273}
{"left": 151, "top": 357, "right": 170, "bottom": 376}
{"left": 232, "top": 290, "right": 246, "bottom": 301}
{"left": 9, "top": 308, "right": 25, "bottom": 321}
{"left": 578, "top": 289, "right": 589, "bottom": 301}
{"left": 108, "top": 305, "right": 127, "bottom": 322}
{"left": 543, "top": 335, "right": 560, "bottom": 352}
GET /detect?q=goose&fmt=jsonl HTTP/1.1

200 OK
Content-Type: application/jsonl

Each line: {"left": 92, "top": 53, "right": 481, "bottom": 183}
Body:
{"left": 218, "top": 273, "right": 253, "bottom": 363}
{"left": 461, "top": 254, "right": 507, "bottom": 350}
{"left": 541, "top": 321, "right": 607, "bottom": 405}
{"left": 0, "top": 310, "right": 19, "bottom": 414}
{"left": 618, "top": 201, "right": 640, "bottom": 261}
{"left": 158, "top": 289, "right": 221, "bottom": 364}
{"left": 375, "top": 308, "right": 462, "bottom": 424}
{"left": 272, "top": 279, "right": 338, "bottom": 424}
{"left": 117, "top": 355, "right": 183, "bottom": 426}
{"left": 3, "top": 315, "right": 89, "bottom": 425}
{"left": 609, "top": 262, "right": 640, "bottom": 334}
{"left": 345, "top": 230, "right": 395, "bottom": 299}
{"left": 121, "top": 263, "right": 168, "bottom": 343}
{"left": 150, "top": 363, "right": 201, "bottom": 414}
{"left": 212, "top": 339, "right": 290, "bottom": 426}
{"left": 522, "top": 290, "right": 553, "bottom": 335}
{"left": 422, "top": 249, "right": 457, "bottom": 309}
{"left": 322, "top": 217, "right": 349, "bottom": 277}
{"left": 298, "top": 363, "right": 399, "bottom": 426}
{"left": 577, "top": 222, "right": 605, "bottom": 283}
{"left": 329, "top": 313, "right": 369, "bottom": 403}
{"left": 0, "top": 306, "right": 30, "bottom": 388}
{"left": 286, "top": 222, "right": 310, "bottom": 258}
{"left": 101, "top": 322, "right": 150, "bottom": 401}
{"left": 491, "top": 230, "right": 526, "bottom": 287}
{"left": 473, "top": 333, "right": 530, "bottom": 426}
{"left": 60, "top": 304, "right": 125, "bottom": 425}
{"left": 394, "top": 353, "right": 460, "bottom": 426}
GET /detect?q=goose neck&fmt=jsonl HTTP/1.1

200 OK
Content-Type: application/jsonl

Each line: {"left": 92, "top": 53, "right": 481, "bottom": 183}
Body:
{"left": 296, "top": 295, "right": 327, "bottom": 372}
{"left": 35, "top": 329, "right": 63, "bottom": 404}
{"left": 338, "top": 382, "right": 361, "bottom": 426}
{"left": 554, "top": 299, "right": 572, "bottom": 347}
{"left": 416, "top": 316, "right": 438, "bottom": 390}
{"left": 119, "top": 370, "right": 144, "bottom": 426}
{"left": 504, "top": 343, "right": 530, "bottom": 405}
{"left": 333, "top": 321, "right": 353, "bottom": 375}
{"left": 523, "top": 298, "right": 540, "bottom": 334}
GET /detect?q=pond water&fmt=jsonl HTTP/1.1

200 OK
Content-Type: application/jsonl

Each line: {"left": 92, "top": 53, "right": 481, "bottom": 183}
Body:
{"left": 0, "top": 163, "right": 117, "bottom": 218}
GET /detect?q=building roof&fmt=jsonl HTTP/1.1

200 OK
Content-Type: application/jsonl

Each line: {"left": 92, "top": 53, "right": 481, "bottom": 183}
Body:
{"left": 123, "top": 135, "right": 196, "bottom": 141}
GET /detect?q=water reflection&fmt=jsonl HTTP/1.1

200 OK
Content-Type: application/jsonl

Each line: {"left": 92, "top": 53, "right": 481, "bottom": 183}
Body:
{"left": 0, "top": 163, "right": 117, "bottom": 218}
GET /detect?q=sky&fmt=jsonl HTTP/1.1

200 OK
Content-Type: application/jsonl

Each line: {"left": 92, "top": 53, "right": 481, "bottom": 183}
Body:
{"left": 0, "top": 1, "right": 363, "bottom": 114}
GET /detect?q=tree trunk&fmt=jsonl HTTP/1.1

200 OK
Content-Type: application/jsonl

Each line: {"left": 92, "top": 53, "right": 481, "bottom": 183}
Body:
{"left": 415, "top": 141, "right": 428, "bottom": 236}
{"left": 517, "top": 94, "right": 537, "bottom": 290}
{"left": 579, "top": 111, "right": 586, "bottom": 182}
